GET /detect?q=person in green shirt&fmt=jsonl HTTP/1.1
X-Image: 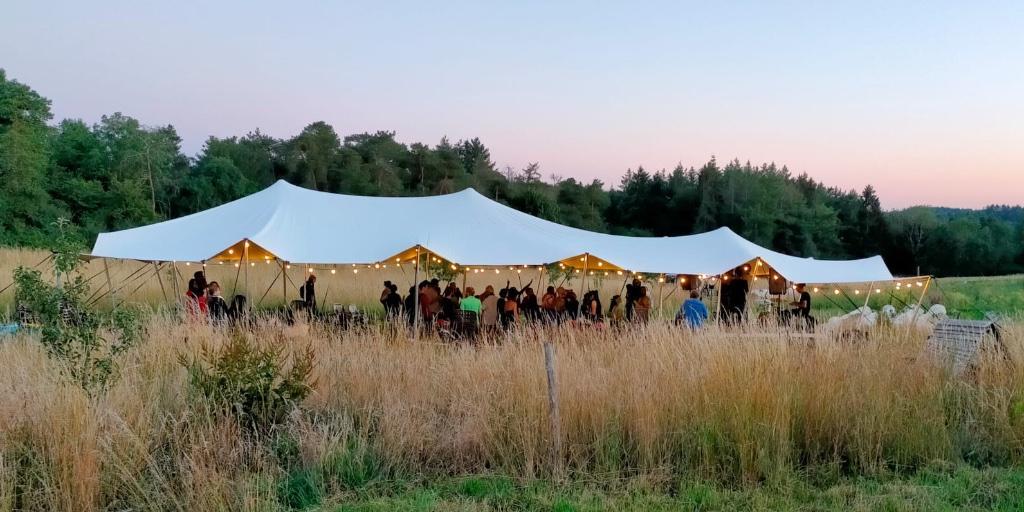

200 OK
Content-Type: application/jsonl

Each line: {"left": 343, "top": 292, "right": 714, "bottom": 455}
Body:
{"left": 460, "top": 287, "right": 482, "bottom": 314}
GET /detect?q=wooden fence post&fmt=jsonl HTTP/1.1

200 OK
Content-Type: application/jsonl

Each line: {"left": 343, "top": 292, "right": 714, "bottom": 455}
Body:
{"left": 543, "top": 341, "right": 562, "bottom": 475}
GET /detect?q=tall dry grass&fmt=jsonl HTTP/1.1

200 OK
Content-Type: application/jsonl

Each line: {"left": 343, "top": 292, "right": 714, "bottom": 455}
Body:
{"left": 0, "top": 312, "right": 1021, "bottom": 510}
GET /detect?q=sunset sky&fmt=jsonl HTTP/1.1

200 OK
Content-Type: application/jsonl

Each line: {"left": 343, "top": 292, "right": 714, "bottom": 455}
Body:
{"left": 4, "top": 1, "right": 1022, "bottom": 209}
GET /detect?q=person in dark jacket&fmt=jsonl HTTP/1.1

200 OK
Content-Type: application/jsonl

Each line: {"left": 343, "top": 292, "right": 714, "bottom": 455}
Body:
{"left": 299, "top": 274, "right": 317, "bottom": 310}
{"left": 206, "top": 281, "right": 229, "bottom": 322}
{"left": 384, "top": 284, "right": 403, "bottom": 318}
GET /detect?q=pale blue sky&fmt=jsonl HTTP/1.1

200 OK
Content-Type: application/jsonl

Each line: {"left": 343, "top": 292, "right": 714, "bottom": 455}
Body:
{"left": 3, "top": 1, "right": 1022, "bottom": 208}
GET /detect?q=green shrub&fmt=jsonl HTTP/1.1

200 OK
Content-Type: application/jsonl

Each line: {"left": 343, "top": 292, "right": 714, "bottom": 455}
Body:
{"left": 180, "top": 332, "right": 315, "bottom": 434}
{"left": 12, "top": 219, "right": 142, "bottom": 395}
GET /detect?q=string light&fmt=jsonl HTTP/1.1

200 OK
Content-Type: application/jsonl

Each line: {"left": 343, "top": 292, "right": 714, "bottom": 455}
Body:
{"left": 875, "top": 289, "right": 881, "bottom": 293}
{"left": 353, "top": 269, "right": 358, "bottom": 274}
{"left": 309, "top": 268, "right": 315, "bottom": 273}
{"left": 743, "top": 265, "right": 749, "bottom": 271}
{"left": 374, "top": 263, "right": 380, "bottom": 269}
{"left": 597, "top": 261, "right": 603, "bottom": 266}
{"left": 185, "top": 262, "right": 190, "bottom": 266}
{"left": 773, "top": 275, "right": 780, "bottom": 280}
{"left": 813, "top": 287, "right": 819, "bottom": 293}
{"left": 228, "top": 249, "right": 234, "bottom": 255}
{"left": 285, "top": 264, "right": 291, "bottom": 269}
{"left": 250, "top": 262, "right": 255, "bottom": 267}
{"left": 616, "top": 270, "right": 623, "bottom": 275}
{"left": 916, "top": 281, "right": 924, "bottom": 287}
{"left": 234, "top": 263, "right": 239, "bottom": 268}
{"left": 833, "top": 289, "right": 840, "bottom": 295}
{"left": 854, "top": 290, "right": 860, "bottom": 295}
{"left": 330, "top": 269, "right": 336, "bottom": 274}
{"left": 680, "top": 277, "right": 687, "bottom": 283}
{"left": 517, "top": 269, "right": 522, "bottom": 274}
{"left": 244, "top": 241, "right": 250, "bottom": 248}
{"left": 494, "top": 269, "right": 500, "bottom": 274}
{"left": 658, "top": 277, "right": 665, "bottom": 283}
{"left": 723, "top": 275, "right": 730, "bottom": 281}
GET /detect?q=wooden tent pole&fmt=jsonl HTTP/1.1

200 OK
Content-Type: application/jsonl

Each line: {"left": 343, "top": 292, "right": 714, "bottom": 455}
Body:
{"left": 281, "top": 261, "right": 288, "bottom": 307}
{"left": 103, "top": 259, "right": 115, "bottom": 309}
{"left": 715, "top": 276, "right": 724, "bottom": 325}
{"left": 153, "top": 261, "right": 168, "bottom": 304}
{"left": 243, "top": 240, "right": 249, "bottom": 298}
{"left": 413, "top": 246, "right": 421, "bottom": 338}
{"left": 658, "top": 274, "right": 665, "bottom": 320}
{"left": 170, "top": 261, "right": 180, "bottom": 306}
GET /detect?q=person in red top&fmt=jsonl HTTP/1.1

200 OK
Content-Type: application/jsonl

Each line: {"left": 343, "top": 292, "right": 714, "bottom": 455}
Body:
{"left": 185, "top": 271, "right": 208, "bottom": 318}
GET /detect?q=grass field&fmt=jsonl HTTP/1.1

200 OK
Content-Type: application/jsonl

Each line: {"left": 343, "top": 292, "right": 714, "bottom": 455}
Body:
{"left": 0, "top": 313, "right": 1022, "bottom": 510}
{"left": 2, "top": 248, "right": 1024, "bottom": 510}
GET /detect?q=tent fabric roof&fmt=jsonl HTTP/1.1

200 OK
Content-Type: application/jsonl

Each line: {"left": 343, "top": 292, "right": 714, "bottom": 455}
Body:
{"left": 90, "top": 180, "right": 894, "bottom": 284}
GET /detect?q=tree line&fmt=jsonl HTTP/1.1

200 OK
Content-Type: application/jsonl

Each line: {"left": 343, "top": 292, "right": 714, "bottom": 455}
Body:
{"left": 2, "top": 70, "right": 1022, "bottom": 277}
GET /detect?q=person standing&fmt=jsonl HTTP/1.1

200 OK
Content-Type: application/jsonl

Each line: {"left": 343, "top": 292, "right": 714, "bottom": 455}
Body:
{"left": 634, "top": 286, "right": 652, "bottom": 323}
{"left": 480, "top": 285, "right": 499, "bottom": 332}
{"left": 676, "top": 290, "right": 708, "bottom": 329}
{"left": 299, "top": 274, "right": 317, "bottom": 310}
{"left": 384, "top": 283, "right": 402, "bottom": 319}
{"left": 185, "top": 272, "right": 208, "bottom": 318}
{"left": 206, "top": 281, "right": 229, "bottom": 322}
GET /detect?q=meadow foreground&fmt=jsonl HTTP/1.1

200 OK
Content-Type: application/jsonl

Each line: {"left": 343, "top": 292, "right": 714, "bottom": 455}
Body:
{"left": 0, "top": 314, "right": 1022, "bottom": 511}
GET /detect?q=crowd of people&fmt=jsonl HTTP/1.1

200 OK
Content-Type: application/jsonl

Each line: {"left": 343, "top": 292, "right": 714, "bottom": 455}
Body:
{"left": 183, "top": 271, "right": 248, "bottom": 323}
{"left": 377, "top": 277, "right": 710, "bottom": 336}
{"left": 180, "top": 262, "right": 820, "bottom": 334}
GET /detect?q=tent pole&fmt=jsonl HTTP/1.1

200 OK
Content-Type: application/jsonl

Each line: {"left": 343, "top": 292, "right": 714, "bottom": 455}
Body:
{"left": 715, "top": 276, "right": 723, "bottom": 326}
{"left": 579, "top": 253, "right": 589, "bottom": 317}
{"left": 863, "top": 281, "right": 874, "bottom": 309}
{"left": 281, "top": 261, "right": 288, "bottom": 307}
{"left": 658, "top": 275, "right": 665, "bottom": 320}
{"left": 413, "top": 246, "right": 421, "bottom": 338}
{"left": 170, "top": 261, "right": 180, "bottom": 306}
{"left": 103, "top": 259, "right": 115, "bottom": 310}
{"left": 243, "top": 240, "right": 249, "bottom": 298}
{"left": 153, "top": 261, "right": 168, "bottom": 304}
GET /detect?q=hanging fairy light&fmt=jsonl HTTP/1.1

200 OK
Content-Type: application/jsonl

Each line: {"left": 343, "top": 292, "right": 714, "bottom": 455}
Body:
{"left": 228, "top": 249, "right": 234, "bottom": 255}
{"left": 330, "top": 269, "right": 336, "bottom": 274}
{"left": 813, "top": 287, "right": 819, "bottom": 293}
{"left": 353, "top": 268, "right": 358, "bottom": 274}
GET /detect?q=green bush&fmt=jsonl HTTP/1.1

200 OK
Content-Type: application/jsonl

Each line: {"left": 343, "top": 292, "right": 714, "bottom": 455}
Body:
{"left": 12, "top": 220, "right": 142, "bottom": 395}
{"left": 180, "top": 332, "right": 315, "bottom": 434}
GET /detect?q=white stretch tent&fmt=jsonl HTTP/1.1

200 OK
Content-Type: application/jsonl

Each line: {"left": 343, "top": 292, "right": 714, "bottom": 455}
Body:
{"left": 91, "top": 180, "right": 894, "bottom": 284}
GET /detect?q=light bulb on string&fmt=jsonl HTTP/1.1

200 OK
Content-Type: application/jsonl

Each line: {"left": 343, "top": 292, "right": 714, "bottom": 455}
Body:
{"left": 330, "top": 269, "right": 336, "bottom": 274}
